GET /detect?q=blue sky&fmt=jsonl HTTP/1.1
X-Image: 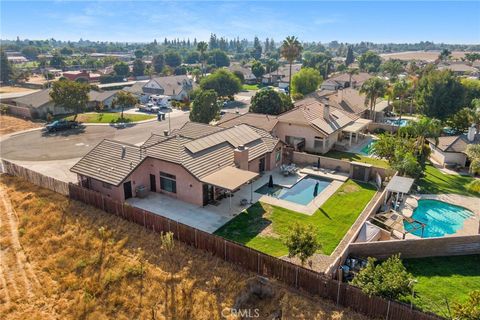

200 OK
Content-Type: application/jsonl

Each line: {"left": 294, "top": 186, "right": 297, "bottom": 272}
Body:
{"left": 1, "top": 1, "right": 479, "bottom": 44}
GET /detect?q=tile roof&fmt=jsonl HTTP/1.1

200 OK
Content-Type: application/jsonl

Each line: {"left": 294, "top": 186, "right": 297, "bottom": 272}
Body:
{"left": 70, "top": 140, "right": 144, "bottom": 186}
{"left": 217, "top": 112, "right": 279, "bottom": 132}
{"left": 429, "top": 134, "right": 480, "bottom": 153}
{"left": 279, "top": 100, "right": 357, "bottom": 135}
{"left": 71, "top": 122, "right": 280, "bottom": 185}
{"left": 149, "top": 75, "right": 193, "bottom": 96}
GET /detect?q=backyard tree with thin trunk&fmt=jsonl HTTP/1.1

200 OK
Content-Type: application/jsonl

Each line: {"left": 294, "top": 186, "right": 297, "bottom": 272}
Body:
{"left": 50, "top": 79, "right": 90, "bottom": 121}
{"left": 346, "top": 67, "right": 359, "bottom": 88}
{"left": 391, "top": 79, "right": 410, "bottom": 121}
{"left": 281, "top": 36, "right": 303, "bottom": 96}
{"left": 197, "top": 41, "right": 208, "bottom": 76}
{"left": 360, "top": 77, "right": 388, "bottom": 121}
{"left": 284, "top": 223, "right": 320, "bottom": 266}
{"left": 113, "top": 90, "right": 138, "bottom": 119}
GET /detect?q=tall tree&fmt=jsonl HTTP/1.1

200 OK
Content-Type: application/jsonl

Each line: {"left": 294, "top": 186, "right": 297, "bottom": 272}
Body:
{"left": 207, "top": 49, "right": 230, "bottom": 67}
{"left": 280, "top": 36, "right": 303, "bottom": 96}
{"left": 189, "top": 89, "right": 219, "bottom": 124}
{"left": 197, "top": 41, "right": 208, "bottom": 76}
{"left": 251, "top": 60, "right": 265, "bottom": 79}
{"left": 439, "top": 49, "right": 451, "bottom": 61}
{"left": 113, "top": 91, "right": 138, "bottom": 119}
{"left": 132, "top": 59, "right": 145, "bottom": 77}
{"left": 416, "top": 70, "right": 464, "bottom": 120}
{"left": 252, "top": 36, "right": 262, "bottom": 60}
{"left": 346, "top": 67, "right": 359, "bottom": 87}
{"left": 152, "top": 54, "right": 165, "bottom": 73}
{"left": 358, "top": 51, "right": 382, "bottom": 73}
{"left": 360, "top": 77, "right": 388, "bottom": 121}
{"left": 0, "top": 50, "right": 13, "bottom": 83}
{"left": 391, "top": 79, "right": 410, "bottom": 120}
{"left": 399, "top": 117, "right": 443, "bottom": 165}
{"left": 114, "top": 62, "right": 129, "bottom": 77}
{"left": 381, "top": 59, "right": 405, "bottom": 82}
{"left": 345, "top": 45, "right": 355, "bottom": 66}
{"left": 50, "top": 80, "right": 90, "bottom": 121}
{"left": 164, "top": 51, "right": 182, "bottom": 67}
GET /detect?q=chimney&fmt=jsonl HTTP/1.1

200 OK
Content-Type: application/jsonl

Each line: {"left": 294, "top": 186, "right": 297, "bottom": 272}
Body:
{"left": 234, "top": 145, "right": 249, "bottom": 170}
{"left": 163, "top": 130, "right": 169, "bottom": 136}
{"left": 323, "top": 104, "right": 330, "bottom": 120}
{"left": 121, "top": 146, "right": 126, "bottom": 158}
{"left": 467, "top": 124, "right": 477, "bottom": 142}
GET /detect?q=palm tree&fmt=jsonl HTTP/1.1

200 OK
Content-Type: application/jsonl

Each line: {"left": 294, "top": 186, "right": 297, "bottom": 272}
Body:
{"left": 400, "top": 117, "right": 442, "bottom": 165}
{"left": 197, "top": 41, "right": 208, "bottom": 76}
{"left": 346, "top": 67, "right": 359, "bottom": 88}
{"left": 360, "top": 77, "right": 388, "bottom": 122}
{"left": 391, "top": 79, "right": 409, "bottom": 122}
{"left": 280, "top": 36, "right": 303, "bottom": 96}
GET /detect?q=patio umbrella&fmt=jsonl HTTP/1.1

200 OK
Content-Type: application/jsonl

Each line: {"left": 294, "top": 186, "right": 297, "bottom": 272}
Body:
{"left": 313, "top": 182, "right": 320, "bottom": 197}
{"left": 268, "top": 175, "right": 274, "bottom": 188}
{"left": 317, "top": 157, "right": 320, "bottom": 169}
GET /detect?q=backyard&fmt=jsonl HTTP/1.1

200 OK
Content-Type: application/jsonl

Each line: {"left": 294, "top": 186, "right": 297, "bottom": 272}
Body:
{"left": 215, "top": 179, "right": 377, "bottom": 257}
{"left": 65, "top": 112, "right": 155, "bottom": 123}
{"left": 403, "top": 255, "right": 480, "bottom": 317}
{"left": 323, "top": 150, "right": 390, "bottom": 169}
{"left": 418, "top": 163, "right": 478, "bottom": 196}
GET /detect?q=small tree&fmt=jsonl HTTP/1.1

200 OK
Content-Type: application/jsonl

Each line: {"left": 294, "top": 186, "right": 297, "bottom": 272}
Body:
{"left": 251, "top": 60, "right": 265, "bottom": 80}
{"left": 113, "top": 91, "right": 138, "bottom": 119}
{"left": 152, "top": 54, "right": 165, "bottom": 74}
{"left": 351, "top": 255, "right": 413, "bottom": 300}
{"left": 132, "top": 59, "right": 145, "bottom": 77}
{"left": 50, "top": 80, "right": 90, "bottom": 121}
{"left": 452, "top": 290, "right": 480, "bottom": 320}
{"left": 291, "top": 67, "right": 322, "bottom": 95}
{"left": 284, "top": 223, "right": 320, "bottom": 266}
{"left": 466, "top": 144, "right": 480, "bottom": 175}
{"left": 250, "top": 88, "right": 292, "bottom": 115}
{"left": 199, "top": 69, "right": 241, "bottom": 97}
{"left": 114, "top": 62, "right": 129, "bottom": 77}
{"left": 189, "top": 89, "right": 219, "bottom": 124}
{"left": 1, "top": 50, "right": 13, "bottom": 83}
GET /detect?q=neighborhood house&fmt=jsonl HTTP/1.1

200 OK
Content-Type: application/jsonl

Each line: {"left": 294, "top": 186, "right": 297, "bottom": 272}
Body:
{"left": 71, "top": 122, "right": 283, "bottom": 205}
{"left": 125, "top": 75, "right": 194, "bottom": 103}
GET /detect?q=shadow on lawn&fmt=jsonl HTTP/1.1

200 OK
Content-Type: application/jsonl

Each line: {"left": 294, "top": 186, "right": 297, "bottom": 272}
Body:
{"left": 214, "top": 203, "right": 272, "bottom": 244}
{"left": 403, "top": 255, "right": 480, "bottom": 277}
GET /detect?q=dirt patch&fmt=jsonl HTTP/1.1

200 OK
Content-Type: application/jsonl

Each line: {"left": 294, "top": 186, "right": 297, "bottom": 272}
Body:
{"left": 0, "top": 175, "right": 371, "bottom": 320}
{"left": 0, "top": 115, "right": 41, "bottom": 136}
{"left": 0, "top": 86, "right": 37, "bottom": 94}
{"left": 339, "top": 184, "right": 360, "bottom": 194}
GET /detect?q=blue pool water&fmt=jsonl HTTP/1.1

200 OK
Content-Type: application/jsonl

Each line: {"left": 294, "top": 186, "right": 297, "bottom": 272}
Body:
{"left": 385, "top": 119, "right": 409, "bottom": 127}
{"left": 255, "top": 176, "right": 332, "bottom": 206}
{"left": 360, "top": 140, "right": 376, "bottom": 156}
{"left": 403, "top": 199, "right": 474, "bottom": 238}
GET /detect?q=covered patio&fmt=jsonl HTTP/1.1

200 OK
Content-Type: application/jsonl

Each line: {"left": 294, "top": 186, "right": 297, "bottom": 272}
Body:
{"left": 336, "top": 118, "right": 372, "bottom": 149}
{"left": 384, "top": 176, "right": 415, "bottom": 211}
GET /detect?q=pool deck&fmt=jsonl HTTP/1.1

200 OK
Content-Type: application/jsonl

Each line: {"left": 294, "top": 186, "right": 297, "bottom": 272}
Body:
{"left": 259, "top": 168, "right": 349, "bottom": 215}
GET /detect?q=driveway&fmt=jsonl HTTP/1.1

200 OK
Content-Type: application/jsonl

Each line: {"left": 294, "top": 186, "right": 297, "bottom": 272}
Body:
{"left": 127, "top": 192, "right": 234, "bottom": 233}
{"left": 0, "top": 112, "right": 190, "bottom": 161}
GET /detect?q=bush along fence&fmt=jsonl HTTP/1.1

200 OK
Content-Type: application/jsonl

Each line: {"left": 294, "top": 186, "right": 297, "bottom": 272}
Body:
{"left": 68, "top": 183, "right": 442, "bottom": 320}
{"left": 1, "top": 160, "right": 69, "bottom": 196}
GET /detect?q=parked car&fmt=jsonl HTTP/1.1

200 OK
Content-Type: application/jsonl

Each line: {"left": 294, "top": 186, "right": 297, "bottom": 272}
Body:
{"left": 138, "top": 103, "right": 160, "bottom": 113}
{"left": 45, "top": 119, "right": 79, "bottom": 132}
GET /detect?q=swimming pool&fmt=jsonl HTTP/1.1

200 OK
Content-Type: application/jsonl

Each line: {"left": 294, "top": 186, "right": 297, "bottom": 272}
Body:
{"left": 255, "top": 176, "right": 332, "bottom": 206}
{"left": 385, "top": 119, "right": 409, "bottom": 127}
{"left": 360, "top": 140, "right": 376, "bottom": 156}
{"left": 403, "top": 199, "right": 474, "bottom": 238}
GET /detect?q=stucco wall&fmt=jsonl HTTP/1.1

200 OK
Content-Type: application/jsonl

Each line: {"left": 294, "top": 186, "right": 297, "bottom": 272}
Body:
{"left": 83, "top": 176, "right": 124, "bottom": 202}
{"left": 429, "top": 143, "right": 467, "bottom": 167}
{"left": 429, "top": 143, "right": 446, "bottom": 165}
{"left": 275, "top": 122, "right": 338, "bottom": 154}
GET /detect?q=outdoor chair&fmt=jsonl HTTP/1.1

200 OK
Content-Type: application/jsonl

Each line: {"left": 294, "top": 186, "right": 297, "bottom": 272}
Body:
{"left": 240, "top": 198, "right": 248, "bottom": 206}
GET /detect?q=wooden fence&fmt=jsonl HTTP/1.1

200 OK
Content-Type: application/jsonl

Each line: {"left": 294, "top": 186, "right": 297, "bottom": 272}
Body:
{"left": 1, "top": 160, "right": 69, "bottom": 195}
{"left": 69, "top": 183, "right": 442, "bottom": 320}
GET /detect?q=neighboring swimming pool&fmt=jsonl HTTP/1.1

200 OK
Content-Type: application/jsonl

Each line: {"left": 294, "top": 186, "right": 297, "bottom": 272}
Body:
{"left": 403, "top": 199, "right": 474, "bottom": 238}
{"left": 360, "top": 140, "right": 376, "bottom": 156}
{"left": 255, "top": 176, "right": 332, "bottom": 206}
{"left": 385, "top": 119, "right": 410, "bottom": 127}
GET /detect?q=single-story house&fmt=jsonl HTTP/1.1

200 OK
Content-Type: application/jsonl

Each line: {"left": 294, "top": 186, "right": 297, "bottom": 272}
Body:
{"left": 320, "top": 72, "right": 372, "bottom": 91}
{"left": 227, "top": 64, "right": 257, "bottom": 84}
{"left": 262, "top": 64, "right": 302, "bottom": 88}
{"left": 125, "top": 75, "right": 194, "bottom": 102}
{"left": 12, "top": 88, "right": 119, "bottom": 119}
{"left": 217, "top": 112, "right": 279, "bottom": 134}
{"left": 71, "top": 122, "right": 284, "bottom": 205}
{"left": 438, "top": 63, "right": 479, "bottom": 77}
{"left": 428, "top": 125, "right": 480, "bottom": 168}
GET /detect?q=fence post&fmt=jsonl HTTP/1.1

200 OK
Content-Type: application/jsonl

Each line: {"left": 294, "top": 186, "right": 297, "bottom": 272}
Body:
{"left": 176, "top": 221, "right": 180, "bottom": 241}
{"left": 385, "top": 300, "right": 390, "bottom": 320}
{"left": 195, "top": 229, "right": 197, "bottom": 248}
{"left": 295, "top": 267, "right": 299, "bottom": 288}
{"left": 257, "top": 253, "right": 260, "bottom": 274}
{"left": 336, "top": 280, "right": 341, "bottom": 306}
{"left": 224, "top": 240, "right": 227, "bottom": 260}
{"left": 143, "top": 210, "right": 146, "bottom": 227}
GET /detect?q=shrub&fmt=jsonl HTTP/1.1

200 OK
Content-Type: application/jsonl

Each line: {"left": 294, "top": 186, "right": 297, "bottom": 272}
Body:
{"left": 466, "top": 180, "right": 480, "bottom": 194}
{"left": 452, "top": 290, "right": 480, "bottom": 320}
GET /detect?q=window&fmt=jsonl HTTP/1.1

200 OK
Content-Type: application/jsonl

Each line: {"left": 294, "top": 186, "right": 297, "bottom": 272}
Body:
{"left": 160, "top": 172, "right": 177, "bottom": 193}
{"left": 275, "top": 148, "right": 281, "bottom": 162}
{"left": 285, "top": 135, "right": 294, "bottom": 145}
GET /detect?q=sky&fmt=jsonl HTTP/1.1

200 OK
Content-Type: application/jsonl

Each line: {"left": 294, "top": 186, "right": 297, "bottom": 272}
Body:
{"left": 1, "top": 1, "right": 479, "bottom": 44}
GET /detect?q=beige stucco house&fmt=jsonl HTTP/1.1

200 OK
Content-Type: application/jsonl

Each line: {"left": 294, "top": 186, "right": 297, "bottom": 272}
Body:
{"left": 71, "top": 122, "right": 283, "bottom": 205}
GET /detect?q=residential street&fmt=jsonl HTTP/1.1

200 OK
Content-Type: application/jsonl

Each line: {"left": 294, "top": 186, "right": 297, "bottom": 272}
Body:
{"left": 0, "top": 113, "right": 190, "bottom": 161}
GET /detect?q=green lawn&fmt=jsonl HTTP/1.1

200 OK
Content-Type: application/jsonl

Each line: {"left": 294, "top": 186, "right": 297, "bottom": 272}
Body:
{"left": 65, "top": 112, "right": 155, "bottom": 123}
{"left": 418, "top": 163, "right": 478, "bottom": 196}
{"left": 403, "top": 255, "right": 480, "bottom": 317}
{"left": 323, "top": 150, "right": 390, "bottom": 169}
{"left": 215, "top": 180, "right": 377, "bottom": 257}
{"left": 241, "top": 84, "right": 262, "bottom": 91}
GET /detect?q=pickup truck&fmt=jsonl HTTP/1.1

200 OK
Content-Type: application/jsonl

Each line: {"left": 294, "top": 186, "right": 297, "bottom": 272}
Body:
{"left": 45, "top": 119, "right": 79, "bottom": 132}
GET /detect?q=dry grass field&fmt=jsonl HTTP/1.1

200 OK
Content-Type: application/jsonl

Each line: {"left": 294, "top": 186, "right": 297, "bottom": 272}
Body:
{"left": 380, "top": 51, "right": 470, "bottom": 62}
{"left": 0, "top": 115, "right": 41, "bottom": 136}
{"left": 0, "top": 175, "right": 371, "bottom": 320}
